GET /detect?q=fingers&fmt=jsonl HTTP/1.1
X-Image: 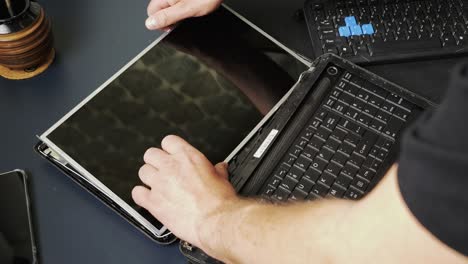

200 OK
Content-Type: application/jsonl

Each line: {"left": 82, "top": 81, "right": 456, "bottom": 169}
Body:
{"left": 132, "top": 186, "right": 152, "bottom": 208}
{"left": 147, "top": 0, "right": 171, "bottom": 16}
{"left": 146, "top": 2, "right": 194, "bottom": 30}
{"left": 214, "top": 162, "right": 229, "bottom": 180}
{"left": 144, "top": 147, "right": 171, "bottom": 168}
{"left": 138, "top": 164, "right": 159, "bottom": 187}
{"left": 161, "top": 135, "right": 200, "bottom": 155}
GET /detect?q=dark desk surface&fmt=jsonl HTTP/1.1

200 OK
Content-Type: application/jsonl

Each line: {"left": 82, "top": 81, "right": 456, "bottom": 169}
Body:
{"left": 0, "top": 0, "right": 462, "bottom": 263}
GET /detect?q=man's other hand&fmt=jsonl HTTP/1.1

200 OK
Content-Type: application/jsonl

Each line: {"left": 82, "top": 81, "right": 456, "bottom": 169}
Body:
{"left": 145, "top": 0, "right": 222, "bottom": 30}
{"left": 132, "top": 135, "right": 238, "bottom": 250}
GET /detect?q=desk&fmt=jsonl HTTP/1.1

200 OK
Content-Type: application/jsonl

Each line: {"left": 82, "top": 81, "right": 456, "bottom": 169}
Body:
{"left": 0, "top": 0, "right": 458, "bottom": 263}
{"left": 0, "top": 0, "right": 183, "bottom": 263}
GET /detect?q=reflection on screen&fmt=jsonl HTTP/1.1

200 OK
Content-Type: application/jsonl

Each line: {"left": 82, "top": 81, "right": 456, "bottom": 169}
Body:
{"left": 47, "top": 7, "right": 307, "bottom": 211}
{"left": 0, "top": 172, "right": 35, "bottom": 264}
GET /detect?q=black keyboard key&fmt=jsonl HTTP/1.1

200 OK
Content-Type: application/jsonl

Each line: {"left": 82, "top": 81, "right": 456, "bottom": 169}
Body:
{"left": 331, "top": 88, "right": 342, "bottom": 98}
{"left": 304, "top": 167, "right": 321, "bottom": 183}
{"left": 344, "top": 186, "right": 364, "bottom": 200}
{"left": 325, "top": 161, "right": 342, "bottom": 176}
{"left": 348, "top": 152, "right": 365, "bottom": 167}
{"left": 338, "top": 142, "right": 355, "bottom": 156}
{"left": 318, "top": 171, "right": 336, "bottom": 187}
{"left": 336, "top": 172, "right": 353, "bottom": 188}
{"left": 351, "top": 98, "right": 366, "bottom": 111}
{"left": 376, "top": 137, "right": 393, "bottom": 151}
{"left": 311, "top": 182, "right": 330, "bottom": 197}
{"left": 311, "top": 156, "right": 328, "bottom": 172}
{"left": 362, "top": 104, "right": 379, "bottom": 116}
{"left": 303, "top": 145, "right": 319, "bottom": 159}
{"left": 284, "top": 155, "right": 297, "bottom": 166}
{"left": 287, "top": 165, "right": 305, "bottom": 181}
{"left": 310, "top": 118, "right": 321, "bottom": 129}
{"left": 317, "top": 147, "right": 335, "bottom": 161}
{"left": 267, "top": 176, "right": 282, "bottom": 188}
{"left": 329, "top": 184, "right": 346, "bottom": 198}
{"left": 330, "top": 127, "right": 347, "bottom": 141}
{"left": 343, "top": 81, "right": 360, "bottom": 95}
{"left": 336, "top": 80, "right": 348, "bottom": 90}
{"left": 344, "top": 133, "right": 361, "bottom": 147}
{"left": 323, "top": 113, "right": 341, "bottom": 130}
{"left": 345, "top": 106, "right": 360, "bottom": 119}
{"left": 331, "top": 151, "right": 348, "bottom": 166}
{"left": 386, "top": 93, "right": 404, "bottom": 105}
{"left": 381, "top": 101, "right": 397, "bottom": 113}
{"left": 369, "top": 146, "right": 379, "bottom": 157}
{"left": 339, "top": 92, "right": 355, "bottom": 105}
{"left": 315, "top": 107, "right": 328, "bottom": 121}
{"left": 375, "top": 148, "right": 388, "bottom": 161}
{"left": 370, "top": 159, "right": 382, "bottom": 171}
{"left": 338, "top": 118, "right": 365, "bottom": 135}
{"left": 273, "top": 187, "right": 291, "bottom": 201}
{"left": 356, "top": 89, "right": 372, "bottom": 101}
{"left": 296, "top": 178, "right": 314, "bottom": 194}
{"left": 295, "top": 156, "right": 312, "bottom": 170}
{"left": 363, "top": 155, "right": 375, "bottom": 169}
{"left": 324, "top": 97, "right": 337, "bottom": 108}
{"left": 261, "top": 185, "right": 276, "bottom": 196}
{"left": 309, "top": 135, "right": 325, "bottom": 150}
{"left": 366, "top": 83, "right": 388, "bottom": 99}
{"left": 375, "top": 110, "right": 391, "bottom": 123}
{"left": 341, "top": 163, "right": 359, "bottom": 177}
{"left": 324, "top": 138, "right": 340, "bottom": 151}
{"left": 289, "top": 145, "right": 302, "bottom": 157}
{"left": 280, "top": 176, "right": 299, "bottom": 192}
{"left": 316, "top": 126, "right": 332, "bottom": 140}
{"left": 332, "top": 101, "right": 348, "bottom": 114}
{"left": 355, "top": 131, "right": 378, "bottom": 156}
{"left": 358, "top": 166, "right": 375, "bottom": 181}
{"left": 367, "top": 95, "right": 384, "bottom": 108}
{"left": 274, "top": 164, "right": 289, "bottom": 178}
{"left": 294, "top": 137, "right": 309, "bottom": 149}
{"left": 370, "top": 118, "right": 386, "bottom": 132}
{"left": 351, "top": 176, "right": 369, "bottom": 192}
{"left": 302, "top": 129, "right": 315, "bottom": 141}
{"left": 393, "top": 107, "right": 410, "bottom": 121}
{"left": 357, "top": 113, "right": 373, "bottom": 126}
{"left": 397, "top": 99, "right": 413, "bottom": 112}
{"left": 289, "top": 188, "right": 308, "bottom": 201}
{"left": 383, "top": 116, "right": 404, "bottom": 138}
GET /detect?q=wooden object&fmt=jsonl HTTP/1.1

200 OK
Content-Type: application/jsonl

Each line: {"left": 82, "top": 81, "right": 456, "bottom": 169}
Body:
{"left": 0, "top": 5, "right": 54, "bottom": 79}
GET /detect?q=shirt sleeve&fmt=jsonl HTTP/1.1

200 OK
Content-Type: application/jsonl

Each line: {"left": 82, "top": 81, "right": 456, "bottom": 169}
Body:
{"left": 397, "top": 62, "right": 468, "bottom": 257}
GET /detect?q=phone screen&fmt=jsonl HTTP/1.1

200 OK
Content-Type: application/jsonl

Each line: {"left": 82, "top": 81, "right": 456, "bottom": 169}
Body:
{"left": 0, "top": 170, "right": 37, "bottom": 264}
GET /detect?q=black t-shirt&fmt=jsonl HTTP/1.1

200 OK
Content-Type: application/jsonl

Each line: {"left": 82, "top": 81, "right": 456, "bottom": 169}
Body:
{"left": 398, "top": 63, "right": 468, "bottom": 256}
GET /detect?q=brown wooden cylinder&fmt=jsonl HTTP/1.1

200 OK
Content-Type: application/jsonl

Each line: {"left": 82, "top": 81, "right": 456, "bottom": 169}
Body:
{"left": 0, "top": 6, "right": 53, "bottom": 71}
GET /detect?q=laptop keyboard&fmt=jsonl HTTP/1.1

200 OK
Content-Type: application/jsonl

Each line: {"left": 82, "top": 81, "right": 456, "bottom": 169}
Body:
{"left": 259, "top": 70, "right": 418, "bottom": 201}
{"left": 304, "top": 0, "right": 468, "bottom": 64}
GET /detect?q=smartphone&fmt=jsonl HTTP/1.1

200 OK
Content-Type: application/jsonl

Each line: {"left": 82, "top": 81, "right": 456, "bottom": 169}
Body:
{"left": 0, "top": 170, "right": 38, "bottom": 264}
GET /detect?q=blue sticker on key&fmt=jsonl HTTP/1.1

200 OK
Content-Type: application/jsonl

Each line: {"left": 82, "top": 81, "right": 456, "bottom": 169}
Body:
{"left": 361, "top": 24, "right": 375, "bottom": 35}
{"left": 344, "top": 16, "right": 357, "bottom": 27}
{"left": 338, "top": 26, "right": 351, "bottom": 37}
{"left": 350, "top": 25, "right": 363, "bottom": 36}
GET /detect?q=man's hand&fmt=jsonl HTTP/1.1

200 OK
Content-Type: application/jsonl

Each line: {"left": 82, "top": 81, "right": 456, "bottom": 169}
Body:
{"left": 145, "top": 0, "right": 222, "bottom": 30}
{"left": 132, "top": 135, "right": 239, "bottom": 251}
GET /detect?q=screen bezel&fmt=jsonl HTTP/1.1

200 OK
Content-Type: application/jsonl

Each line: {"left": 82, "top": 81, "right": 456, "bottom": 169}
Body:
{"left": 0, "top": 169, "right": 38, "bottom": 264}
{"left": 38, "top": 4, "right": 312, "bottom": 238}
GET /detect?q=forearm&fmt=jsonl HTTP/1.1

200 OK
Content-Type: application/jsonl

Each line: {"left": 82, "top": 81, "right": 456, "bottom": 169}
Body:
{"left": 202, "top": 195, "right": 355, "bottom": 263}
{"left": 201, "top": 166, "right": 468, "bottom": 264}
